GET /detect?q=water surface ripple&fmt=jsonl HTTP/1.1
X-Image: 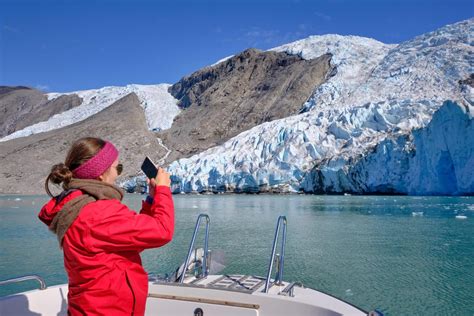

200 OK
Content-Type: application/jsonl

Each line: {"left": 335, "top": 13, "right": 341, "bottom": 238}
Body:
{"left": 1, "top": 195, "right": 473, "bottom": 315}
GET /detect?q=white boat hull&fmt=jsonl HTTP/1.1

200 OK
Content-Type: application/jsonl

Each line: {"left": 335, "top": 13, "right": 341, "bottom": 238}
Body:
{"left": 0, "top": 274, "right": 367, "bottom": 316}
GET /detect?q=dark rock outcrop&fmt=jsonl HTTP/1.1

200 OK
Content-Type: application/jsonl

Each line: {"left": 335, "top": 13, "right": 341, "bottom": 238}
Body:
{"left": 458, "top": 73, "right": 474, "bottom": 87}
{"left": 161, "top": 48, "right": 333, "bottom": 162}
{"left": 1, "top": 86, "right": 46, "bottom": 137}
{"left": 0, "top": 86, "right": 33, "bottom": 95}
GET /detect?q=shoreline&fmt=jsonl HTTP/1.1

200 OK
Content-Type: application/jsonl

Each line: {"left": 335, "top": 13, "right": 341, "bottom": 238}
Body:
{"left": 1, "top": 191, "right": 473, "bottom": 197}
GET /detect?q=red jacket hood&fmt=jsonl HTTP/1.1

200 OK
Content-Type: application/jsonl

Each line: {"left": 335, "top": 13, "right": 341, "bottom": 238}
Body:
{"left": 38, "top": 190, "right": 83, "bottom": 226}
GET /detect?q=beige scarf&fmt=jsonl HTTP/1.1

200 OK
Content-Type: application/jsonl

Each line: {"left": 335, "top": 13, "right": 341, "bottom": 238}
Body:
{"left": 50, "top": 179, "right": 124, "bottom": 246}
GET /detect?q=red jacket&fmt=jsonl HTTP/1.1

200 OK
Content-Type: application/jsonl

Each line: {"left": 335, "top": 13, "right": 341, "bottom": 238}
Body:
{"left": 38, "top": 186, "right": 174, "bottom": 316}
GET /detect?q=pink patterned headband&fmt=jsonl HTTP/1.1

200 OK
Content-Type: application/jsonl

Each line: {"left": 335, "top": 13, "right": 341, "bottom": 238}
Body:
{"left": 73, "top": 141, "right": 119, "bottom": 179}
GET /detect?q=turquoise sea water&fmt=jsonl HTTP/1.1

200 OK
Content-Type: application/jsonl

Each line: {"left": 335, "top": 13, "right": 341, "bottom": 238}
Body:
{"left": 1, "top": 194, "right": 473, "bottom": 315}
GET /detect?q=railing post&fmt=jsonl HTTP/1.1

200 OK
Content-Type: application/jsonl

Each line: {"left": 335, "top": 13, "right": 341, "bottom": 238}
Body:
{"left": 263, "top": 216, "right": 287, "bottom": 293}
{"left": 179, "top": 214, "right": 210, "bottom": 283}
{"left": 278, "top": 218, "right": 287, "bottom": 285}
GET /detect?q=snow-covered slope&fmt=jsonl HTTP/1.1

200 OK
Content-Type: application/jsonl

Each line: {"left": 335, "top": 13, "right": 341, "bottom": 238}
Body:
{"left": 166, "top": 18, "right": 473, "bottom": 195}
{"left": 271, "top": 19, "right": 472, "bottom": 112}
{"left": 344, "top": 19, "right": 473, "bottom": 106}
{"left": 271, "top": 34, "right": 395, "bottom": 112}
{"left": 1, "top": 84, "right": 179, "bottom": 142}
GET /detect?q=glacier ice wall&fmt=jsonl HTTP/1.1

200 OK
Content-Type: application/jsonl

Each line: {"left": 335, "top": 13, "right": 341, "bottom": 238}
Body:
{"left": 309, "top": 101, "right": 474, "bottom": 195}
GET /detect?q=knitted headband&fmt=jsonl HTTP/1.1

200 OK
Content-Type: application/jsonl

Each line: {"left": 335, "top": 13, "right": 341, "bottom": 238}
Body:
{"left": 73, "top": 141, "right": 119, "bottom": 179}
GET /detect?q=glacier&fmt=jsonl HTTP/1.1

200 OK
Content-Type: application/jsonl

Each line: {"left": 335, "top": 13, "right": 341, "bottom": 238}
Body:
{"left": 166, "top": 100, "right": 472, "bottom": 195}
{"left": 165, "top": 18, "right": 474, "bottom": 195}
{"left": 307, "top": 100, "right": 474, "bottom": 195}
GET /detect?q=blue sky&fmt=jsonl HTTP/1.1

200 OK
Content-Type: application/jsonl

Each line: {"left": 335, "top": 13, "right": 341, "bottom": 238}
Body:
{"left": 1, "top": 0, "right": 472, "bottom": 92}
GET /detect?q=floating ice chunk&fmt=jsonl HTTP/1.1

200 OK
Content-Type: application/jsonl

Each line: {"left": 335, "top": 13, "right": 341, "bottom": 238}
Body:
{"left": 455, "top": 215, "right": 467, "bottom": 219}
{"left": 345, "top": 289, "right": 353, "bottom": 296}
{"left": 412, "top": 211, "right": 424, "bottom": 216}
{"left": 192, "top": 205, "right": 199, "bottom": 209}
{"left": 14, "top": 198, "right": 21, "bottom": 201}
{"left": 467, "top": 205, "right": 474, "bottom": 211}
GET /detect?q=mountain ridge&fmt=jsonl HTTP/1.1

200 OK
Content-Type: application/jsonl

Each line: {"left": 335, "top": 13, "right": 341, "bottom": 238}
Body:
{"left": 159, "top": 48, "right": 333, "bottom": 162}
{"left": 1, "top": 18, "right": 472, "bottom": 195}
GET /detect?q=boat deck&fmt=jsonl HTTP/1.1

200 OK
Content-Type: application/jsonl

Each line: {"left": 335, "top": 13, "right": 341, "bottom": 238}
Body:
{"left": 0, "top": 275, "right": 367, "bottom": 316}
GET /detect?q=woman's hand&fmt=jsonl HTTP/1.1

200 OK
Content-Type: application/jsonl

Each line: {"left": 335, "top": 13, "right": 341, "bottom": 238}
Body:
{"left": 147, "top": 168, "right": 171, "bottom": 197}
{"left": 156, "top": 167, "right": 171, "bottom": 187}
{"left": 146, "top": 178, "right": 157, "bottom": 198}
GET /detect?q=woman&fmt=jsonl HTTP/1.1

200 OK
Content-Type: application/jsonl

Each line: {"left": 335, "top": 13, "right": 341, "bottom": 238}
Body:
{"left": 38, "top": 137, "right": 174, "bottom": 316}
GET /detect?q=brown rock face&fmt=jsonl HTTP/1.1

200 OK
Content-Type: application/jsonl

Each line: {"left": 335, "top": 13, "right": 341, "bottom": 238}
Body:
{"left": 161, "top": 48, "right": 333, "bottom": 162}
{"left": 1, "top": 87, "right": 46, "bottom": 137}
{"left": 0, "top": 93, "right": 166, "bottom": 194}
{"left": 0, "top": 86, "right": 82, "bottom": 137}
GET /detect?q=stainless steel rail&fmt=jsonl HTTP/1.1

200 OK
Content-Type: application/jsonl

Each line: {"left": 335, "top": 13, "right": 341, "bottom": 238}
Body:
{"left": 0, "top": 275, "right": 47, "bottom": 290}
{"left": 279, "top": 281, "right": 303, "bottom": 297}
{"left": 263, "top": 215, "right": 287, "bottom": 293}
{"left": 179, "top": 214, "right": 210, "bottom": 283}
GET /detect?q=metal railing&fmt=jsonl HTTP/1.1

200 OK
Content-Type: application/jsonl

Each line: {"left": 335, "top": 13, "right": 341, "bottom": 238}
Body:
{"left": 0, "top": 275, "right": 47, "bottom": 290}
{"left": 263, "top": 216, "right": 287, "bottom": 293}
{"left": 279, "top": 281, "right": 303, "bottom": 297}
{"left": 179, "top": 214, "right": 210, "bottom": 283}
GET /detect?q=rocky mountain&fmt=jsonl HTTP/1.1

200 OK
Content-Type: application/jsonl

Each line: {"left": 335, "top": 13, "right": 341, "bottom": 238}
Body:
{"left": 1, "top": 18, "right": 472, "bottom": 195}
{"left": 160, "top": 48, "right": 332, "bottom": 161}
{"left": 0, "top": 93, "right": 167, "bottom": 194}
{"left": 1, "top": 84, "right": 180, "bottom": 142}
{"left": 0, "top": 86, "right": 82, "bottom": 137}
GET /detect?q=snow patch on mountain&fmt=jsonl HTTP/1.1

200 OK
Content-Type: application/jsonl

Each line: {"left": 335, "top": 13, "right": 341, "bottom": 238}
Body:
{"left": 210, "top": 54, "right": 234, "bottom": 67}
{"left": 1, "top": 84, "right": 179, "bottom": 142}
{"left": 132, "top": 84, "right": 181, "bottom": 131}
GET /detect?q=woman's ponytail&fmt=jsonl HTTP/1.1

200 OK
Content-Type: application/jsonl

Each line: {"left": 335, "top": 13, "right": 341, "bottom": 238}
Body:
{"left": 45, "top": 163, "right": 73, "bottom": 197}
